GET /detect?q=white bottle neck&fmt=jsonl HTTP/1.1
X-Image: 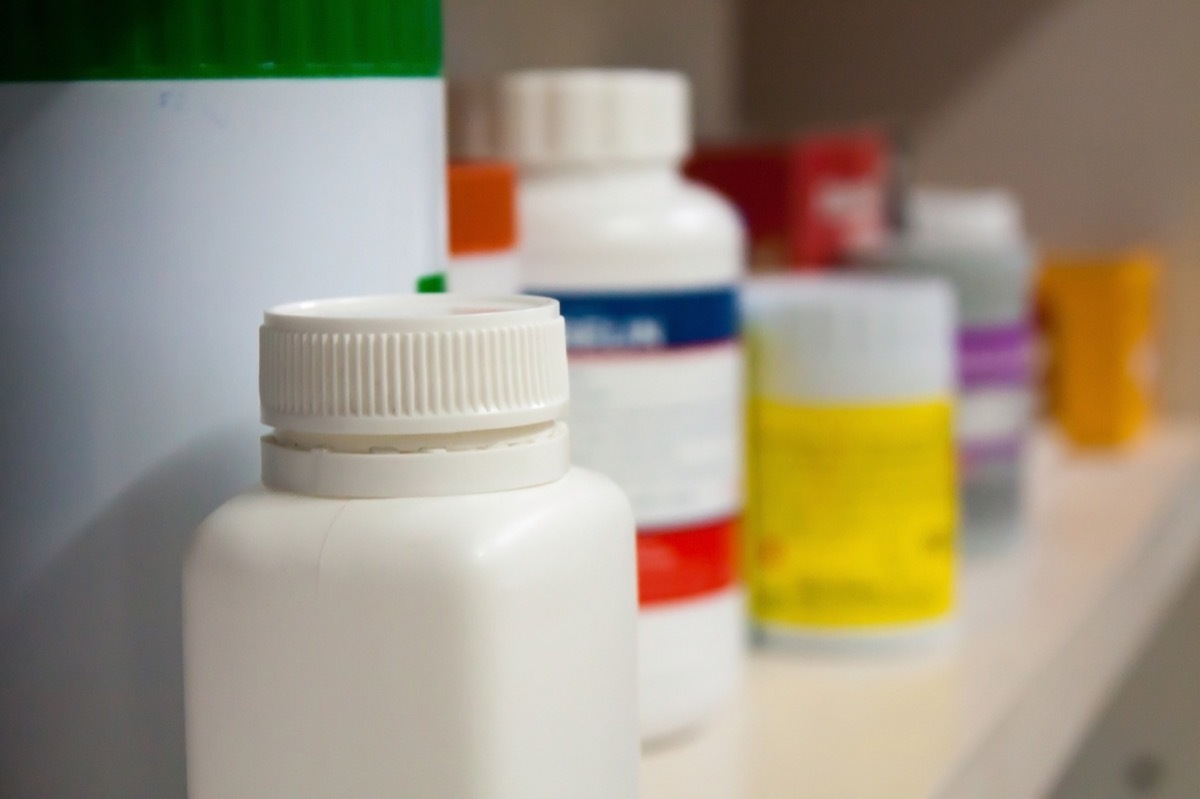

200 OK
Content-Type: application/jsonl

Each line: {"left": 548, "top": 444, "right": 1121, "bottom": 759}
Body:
{"left": 261, "top": 421, "right": 571, "bottom": 498}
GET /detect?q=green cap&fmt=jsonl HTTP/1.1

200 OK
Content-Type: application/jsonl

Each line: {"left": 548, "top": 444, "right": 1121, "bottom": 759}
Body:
{"left": 1, "top": 0, "right": 441, "bottom": 81}
{"left": 416, "top": 272, "right": 447, "bottom": 293}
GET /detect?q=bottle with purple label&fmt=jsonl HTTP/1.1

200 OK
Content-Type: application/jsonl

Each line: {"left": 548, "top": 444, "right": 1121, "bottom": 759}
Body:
{"left": 860, "top": 188, "right": 1035, "bottom": 552}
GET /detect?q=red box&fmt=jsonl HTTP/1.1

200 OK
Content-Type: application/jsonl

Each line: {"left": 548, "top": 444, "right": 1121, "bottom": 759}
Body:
{"left": 686, "top": 130, "right": 892, "bottom": 270}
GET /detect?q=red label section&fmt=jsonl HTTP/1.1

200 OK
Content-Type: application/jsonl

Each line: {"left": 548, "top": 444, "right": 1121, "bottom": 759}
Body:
{"left": 637, "top": 517, "right": 739, "bottom": 606}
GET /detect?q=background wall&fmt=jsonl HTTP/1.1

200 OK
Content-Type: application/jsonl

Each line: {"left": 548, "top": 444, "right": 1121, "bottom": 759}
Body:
{"left": 742, "top": 0, "right": 1200, "bottom": 412}
{"left": 444, "top": 0, "right": 741, "bottom": 138}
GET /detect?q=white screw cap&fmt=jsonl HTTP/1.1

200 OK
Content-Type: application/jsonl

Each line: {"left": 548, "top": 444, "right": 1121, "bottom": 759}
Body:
{"left": 868, "top": 186, "right": 1034, "bottom": 325}
{"left": 498, "top": 69, "right": 691, "bottom": 169}
{"left": 744, "top": 275, "right": 957, "bottom": 403}
{"left": 908, "top": 187, "right": 1025, "bottom": 248}
{"left": 260, "top": 295, "right": 569, "bottom": 435}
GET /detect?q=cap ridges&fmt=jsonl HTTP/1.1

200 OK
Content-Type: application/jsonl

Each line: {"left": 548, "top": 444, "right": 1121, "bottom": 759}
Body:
{"left": 498, "top": 69, "right": 691, "bottom": 169}
{"left": 260, "top": 295, "right": 568, "bottom": 435}
{"left": 1, "top": 0, "right": 442, "bottom": 81}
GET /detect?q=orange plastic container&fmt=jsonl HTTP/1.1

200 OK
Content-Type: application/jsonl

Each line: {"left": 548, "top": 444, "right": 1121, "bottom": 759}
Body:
{"left": 1039, "top": 251, "right": 1158, "bottom": 447}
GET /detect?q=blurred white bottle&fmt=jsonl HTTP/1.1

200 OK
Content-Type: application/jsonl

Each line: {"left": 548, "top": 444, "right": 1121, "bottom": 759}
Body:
{"left": 497, "top": 69, "right": 747, "bottom": 744}
{"left": 861, "top": 188, "right": 1034, "bottom": 552}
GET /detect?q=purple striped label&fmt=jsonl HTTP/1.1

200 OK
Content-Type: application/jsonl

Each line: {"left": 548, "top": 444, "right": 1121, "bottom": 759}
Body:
{"left": 959, "top": 323, "right": 1033, "bottom": 389}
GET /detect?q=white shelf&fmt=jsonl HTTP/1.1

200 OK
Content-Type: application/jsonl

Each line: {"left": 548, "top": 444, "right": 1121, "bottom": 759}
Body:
{"left": 641, "top": 425, "right": 1200, "bottom": 799}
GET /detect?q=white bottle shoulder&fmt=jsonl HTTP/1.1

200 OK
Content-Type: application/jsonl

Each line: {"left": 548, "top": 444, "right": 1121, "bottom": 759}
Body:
{"left": 519, "top": 170, "right": 745, "bottom": 290}
{"left": 183, "top": 468, "right": 639, "bottom": 799}
{"left": 187, "top": 467, "right": 633, "bottom": 586}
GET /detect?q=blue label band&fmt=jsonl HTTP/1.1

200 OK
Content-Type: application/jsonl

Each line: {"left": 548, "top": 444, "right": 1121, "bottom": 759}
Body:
{"left": 546, "top": 287, "right": 740, "bottom": 351}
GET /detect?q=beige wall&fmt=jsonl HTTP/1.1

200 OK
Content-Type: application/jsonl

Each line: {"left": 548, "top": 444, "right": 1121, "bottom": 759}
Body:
{"left": 741, "top": 0, "right": 1054, "bottom": 134}
{"left": 443, "top": 0, "right": 740, "bottom": 137}
{"left": 445, "top": 0, "right": 1200, "bottom": 408}
{"left": 743, "top": 0, "right": 1200, "bottom": 411}
{"left": 916, "top": 0, "right": 1200, "bottom": 412}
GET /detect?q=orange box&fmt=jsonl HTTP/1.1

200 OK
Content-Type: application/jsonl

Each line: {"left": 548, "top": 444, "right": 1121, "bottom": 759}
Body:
{"left": 1039, "top": 251, "right": 1158, "bottom": 447}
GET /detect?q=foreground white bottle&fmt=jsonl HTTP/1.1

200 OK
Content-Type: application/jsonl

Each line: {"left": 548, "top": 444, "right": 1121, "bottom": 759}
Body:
{"left": 1, "top": 5, "right": 444, "bottom": 791}
{"left": 183, "top": 294, "right": 639, "bottom": 799}
{"left": 498, "top": 70, "right": 746, "bottom": 744}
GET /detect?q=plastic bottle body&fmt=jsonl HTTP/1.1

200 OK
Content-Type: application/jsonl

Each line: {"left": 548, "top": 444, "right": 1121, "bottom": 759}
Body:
{"left": 0, "top": 76, "right": 444, "bottom": 795}
{"left": 743, "top": 276, "right": 959, "bottom": 649}
{"left": 519, "top": 166, "right": 746, "bottom": 743}
{"left": 957, "top": 310, "right": 1033, "bottom": 552}
{"left": 447, "top": 250, "right": 522, "bottom": 293}
{"left": 1039, "top": 252, "right": 1157, "bottom": 447}
{"left": 1, "top": 76, "right": 444, "bottom": 564}
{"left": 880, "top": 244, "right": 1032, "bottom": 552}
{"left": 859, "top": 190, "right": 1034, "bottom": 552}
{"left": 184, "top": 431, "right": 639, "bottom": 799}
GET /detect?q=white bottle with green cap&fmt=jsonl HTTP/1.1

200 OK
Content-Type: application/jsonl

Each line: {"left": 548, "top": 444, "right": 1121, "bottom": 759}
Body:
{"left": 0, "top": 3, "right": 444, "bottom": 796}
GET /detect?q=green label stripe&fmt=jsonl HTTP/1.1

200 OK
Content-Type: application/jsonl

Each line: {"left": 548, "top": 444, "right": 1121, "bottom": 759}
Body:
{"left": 1, "top": 0, "right": 442, "bottom": 81}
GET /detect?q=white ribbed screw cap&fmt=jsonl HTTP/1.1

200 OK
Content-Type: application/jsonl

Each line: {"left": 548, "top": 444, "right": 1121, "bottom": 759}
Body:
{"left": 498, "top": 69, "right": 691, "bottom": 168}
{"left": 260, "top": 295, "right": 569, "bottom": 435}
{"left": 744, "top": 275, "right": 957, "bottom": 403}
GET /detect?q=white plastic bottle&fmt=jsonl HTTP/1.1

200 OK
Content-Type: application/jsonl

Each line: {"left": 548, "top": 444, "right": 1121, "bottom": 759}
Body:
{"left": 0, "top": 4, "right": 444, "bottom": 795}
{"left": 183, "top": 294, "right": 639, "bottom": 799}
{"left": 743, "top": 276, "right": 958, "bottom": 649}
{"left": 498, "top": 69, "right": 746, "bottom": 743}
{"left": 861, "top": 189, "right": 1034, "bottom": 552}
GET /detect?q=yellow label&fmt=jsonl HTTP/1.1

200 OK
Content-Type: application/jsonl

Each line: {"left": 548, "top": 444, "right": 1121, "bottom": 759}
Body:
{"left": 747, "top": 399, "right": 957, "bottom": 629}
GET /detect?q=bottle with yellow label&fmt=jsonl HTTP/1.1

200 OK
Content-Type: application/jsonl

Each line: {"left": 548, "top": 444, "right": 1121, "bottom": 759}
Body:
{"left": 744, "top": 276, "right": 959, "bottom": 647}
